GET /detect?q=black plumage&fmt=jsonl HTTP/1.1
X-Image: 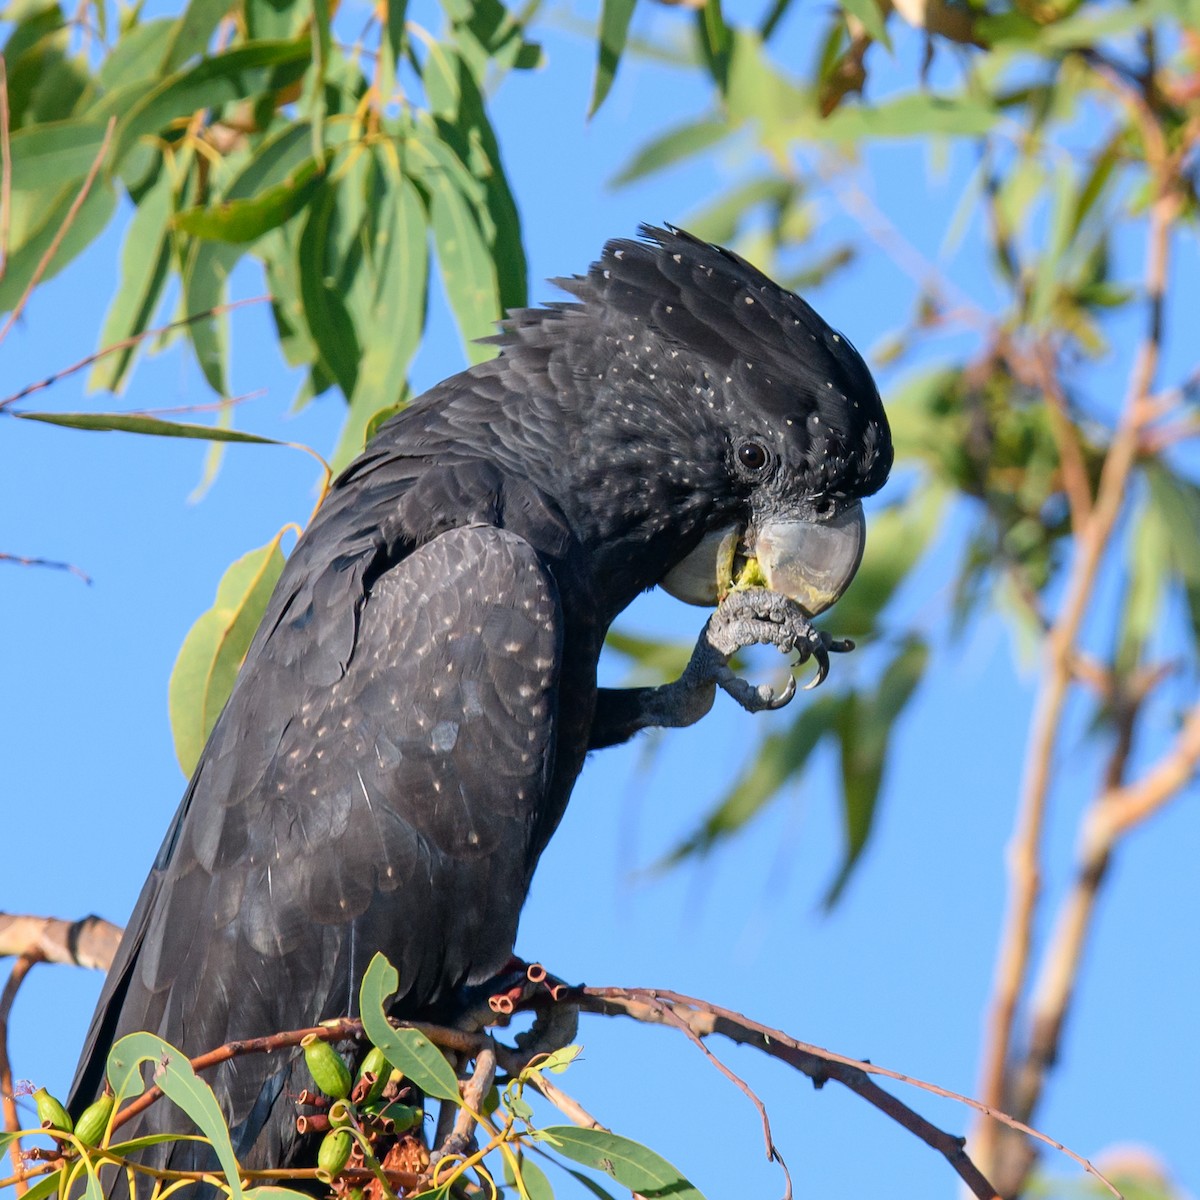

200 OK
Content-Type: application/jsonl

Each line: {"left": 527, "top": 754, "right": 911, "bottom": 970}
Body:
{"left": 70, "top": 225, "right": 891, "bottom": 1186}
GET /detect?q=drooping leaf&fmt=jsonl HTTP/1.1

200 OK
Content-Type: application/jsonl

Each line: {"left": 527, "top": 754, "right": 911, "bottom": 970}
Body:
{"left": 359, "top": 954, "right": 463, "bottom": 1103}
{"left": 14, "top": 410, "right": 285, "bottom": 443}
{"left": 610, "top": 117, "right": 730, "bottom": 188}
{"left": 410, "top": 129, "right": 501, "bottom": 363}
{"left": 590, "top": 0, "right": 637, "bottom": 116}
{"left": 97, "top": 18, "right": 176, "bottom": 89}
{"left": 839, "top": 0, "right": 890, "bottom": 46}
{"left": 297, "top": 180, "right": 361, "bottom": 397}
{"left": 824, "top": 635, "right": 928, "bottom": 906}
{"left": 175, "top": 155, "right": 326, "bottom": 243}
{"left": 660, "top": 694, "right": 844, "bottom": 866}
{"left": 106, "top": 1032, "right": 244, "bottom": 1200}
{"left": 503, "top": 1153, "right": 556, "bottom": 1200}
{"left": 168, "top": 532, "right": 287, "bottom": 775}
{"left": 537, "top": 1127, "right": 707, "bottom": 1200}
{"left": 812, "top": 92, "right": 998, "bottom": 141}
{"left": 331, "top": 170, "right": 426, "bottom": 471}
{"left": 112, "top": 39, "right": 311, "bottom": 168}
{"left": 0, "top": 181, "right": 116, "bottom": 314}
{"left": 830, "top": 486, "right": 946, "bottom": 639}
{"left": 89, "top": 166, "right": 174, "bottom": 393}
{"left": 160, "top": 0, "right": 232, "bottom": 73}
{"left": 7, "top": 120, "right": 109, "bottom": 190}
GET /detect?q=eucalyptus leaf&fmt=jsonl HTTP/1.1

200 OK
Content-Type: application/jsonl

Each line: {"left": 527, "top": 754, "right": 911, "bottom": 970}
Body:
{"left": 168, "top": 532, "right": 288, "bottom": 776}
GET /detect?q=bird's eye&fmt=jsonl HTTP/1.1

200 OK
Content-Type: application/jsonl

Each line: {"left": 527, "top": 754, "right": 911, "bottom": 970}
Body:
{"left": 737, "top": 441, "right": 769, "bottom": 473}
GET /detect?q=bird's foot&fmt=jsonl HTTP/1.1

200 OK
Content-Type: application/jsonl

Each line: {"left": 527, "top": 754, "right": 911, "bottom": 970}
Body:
{"left": 696, "top": 587, "right": 853, "bottom": 712}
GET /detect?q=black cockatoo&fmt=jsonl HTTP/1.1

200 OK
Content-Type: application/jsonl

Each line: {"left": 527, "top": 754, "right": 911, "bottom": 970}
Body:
{"left": 70, "top": 225, "right": 891, "bottom": 1188}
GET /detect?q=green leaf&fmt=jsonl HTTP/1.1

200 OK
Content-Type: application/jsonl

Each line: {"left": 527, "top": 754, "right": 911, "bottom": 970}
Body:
{"left": 89, "top": 166, "right": 174, "bottom": 393}
{"left": 1029, "top": 161, "right": 1074, "bottom": 325}
{"left": 160, "top": 0, "right": 231, "bottom": 73}
{"left": 168, "top": 533, "right": 287, "bottom": 774}
{"left": 830, "top": 487, "right": 945, "bottom": 639}
{"left": 610, "top": 117, "right": 730, "bottom": 188}
{"left": 839, "top": 0, "right": 890, "bottom": 47}
{"left": 538, "top": 1127, "right": 707, "bottom": 1200}
{"left": 176, "top": 155, "right": 326, "bottom": 243}
{"left": 181, "top": 121, "right": 320, "bottom": 393}
{"left": 660, "top": 694, "right": 844, "bottom": 866}
{"left": 824, "top": 635, "right": 927, "bottom": 907}
{"left": 331, "top": 171, "right": 426, "bottom": 472}
{"left": 106, "top": 1032, "right": 244, "bottom": 1200}
{"left": 411, "top": 131, "right": 500, "bottom": 364}
{"left": 21, "top": 1170, "right": 65, "bottom": 1200}
{"left": 590, "top": 0, "right": 637, "bottom": 116}
{"left": 696, "top": 0, "right": 734, "bottom": 92}
{"left": 0, "top": 181, "right": 116, "bottom": 314}
{"left": 504, "top": 1153, "right": 556, "bottom": 1200}
{"left": 98, "top": 19, "right": 176, "bottom": 89}
{"left": 14, "top": 410, "right": 285, "bottom": 443}
{"left": 359, "top": 954, "right": 463, "bottom": 1104}
{"left": 557, "top": 1167, "right": 621, "bottom": 1200}
{"left": 297, "top": 180, "right": 361, "bottom": 397}
{"left": 7, "top": 120, "right": 108, "bottom": 190}
{"left": 816, "top": 92, "right": 997, "bottom": 140}
{"left": 113, "top": 39, "right": 311, "bottom": 167}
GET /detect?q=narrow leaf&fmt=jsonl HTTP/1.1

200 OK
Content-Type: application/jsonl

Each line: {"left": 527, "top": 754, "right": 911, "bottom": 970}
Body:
{"left": 107, "top": 1032, "right": 243, "bottom": 1200}
{"left": 175, "top": 155, "right": 325, "bottom": 243}
{"left": 359, "top": 954, "right": 463, "bottom": 1103}
{"left": 297, "top": 181, "right": 361, "bottom": 396}
{"left": 610, "top": 118, "right": 729, "bottom": 188}
{"left": 168, "top": 533, "right": 287, "bottom": 775}
{"left": 113, "top": 39, "right": 310, "bottom": 167}
{"left": 590, "top": 0, "right": 637, "bottom": 116}
{"left": 504, "top": 1153, "right": 556, "bottom": 1200}
{"left": 824, "top": 636, "right": 927, "bottom": 906}
{"left": 14, "top": 411, "right": 284, "bottom": 444}
{"left": 839, "top": 0, "right": 890, "bottom": 47}
{"left": 7, "top": 120, "right": 108, "bottom": 190}
{"left": 538, "top": 1127, "right": 707, "bottom": 1200}
{"left": 160, "top": 0, "right": 232, "bottom": 72}
{"left": 89, "top": 167, "right": 174, "bottom": 393}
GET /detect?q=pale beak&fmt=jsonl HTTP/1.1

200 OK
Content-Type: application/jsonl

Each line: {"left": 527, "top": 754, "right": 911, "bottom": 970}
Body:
{"left": 660, "top": 502, "right": 866, "bottom": 616}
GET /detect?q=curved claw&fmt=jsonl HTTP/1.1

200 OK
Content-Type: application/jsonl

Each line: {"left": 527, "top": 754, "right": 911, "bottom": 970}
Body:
{"left": 715, "top": 666, "right": 798, "bottom": 714}
{"left": 804, "top": 645, "right": 830, "bottom": 690}
{"left": 766, "top": 671, "right": 798, "bottom": 710}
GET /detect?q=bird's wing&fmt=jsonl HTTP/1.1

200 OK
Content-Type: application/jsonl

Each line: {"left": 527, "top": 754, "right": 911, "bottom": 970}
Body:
{"left": 71, "top": 522, "right": 562, "bottom": 1163}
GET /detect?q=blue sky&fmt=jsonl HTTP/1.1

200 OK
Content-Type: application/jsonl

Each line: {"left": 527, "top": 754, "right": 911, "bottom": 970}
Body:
{"left": 4, "top": 3, "right": 1199, "bottom": 1197}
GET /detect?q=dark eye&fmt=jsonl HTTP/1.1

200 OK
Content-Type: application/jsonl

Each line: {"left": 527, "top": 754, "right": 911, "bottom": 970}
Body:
{"left": 737, "top": 441, "right": 769, "bottom": 473}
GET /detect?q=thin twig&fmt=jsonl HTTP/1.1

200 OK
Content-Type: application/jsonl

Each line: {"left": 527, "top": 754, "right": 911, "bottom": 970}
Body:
{"left": 0, "top": 117, "right": 115, "bottom": 347}
{"left": 0, "top": 553, "right": 92, "bottom": 584}
{"left": 1, "top": 955, "right": 40, "bottom": 1195}
{"left": 651, "top": 996, "right": 793, "bottom": 1200}
{"left": 0, "top": 295, "right": 271, "bottom": 412}
{"left": 1030, "top": 342, "right": 1093, "bottom": 529}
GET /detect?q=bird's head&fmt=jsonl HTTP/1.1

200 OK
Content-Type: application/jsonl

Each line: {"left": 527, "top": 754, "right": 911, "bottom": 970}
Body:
{"left": 535, "top": 225, "right": 892, "bottom": 618}
{"left": 482, "top": 225, "right": 891, "bottom": 619}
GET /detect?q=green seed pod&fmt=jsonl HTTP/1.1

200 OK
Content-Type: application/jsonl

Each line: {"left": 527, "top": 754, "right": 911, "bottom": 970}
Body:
{"left": 73, "top": 1094, "right": 115, "bottom": 1146}
{"left": 356, "top": 1046, "right": 387, "bottom": 1085}
{"left": 316, "top": 1128, "right": 354, "bottom": 1181}
{"left": 327, "top": 1098, "right": 354, "bottom": 1128}
{"left": 375, "top": 1102, "right": 422, "bottom": 1134}
{"left": 33, "top": 1088, "right": 72, "bottom": 1133}
{"left": 302, "top": 1035, "right": 352, "bottom": 1100}
{"left": 356, "top": 1046, "right": 389, "bottom": 1104}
